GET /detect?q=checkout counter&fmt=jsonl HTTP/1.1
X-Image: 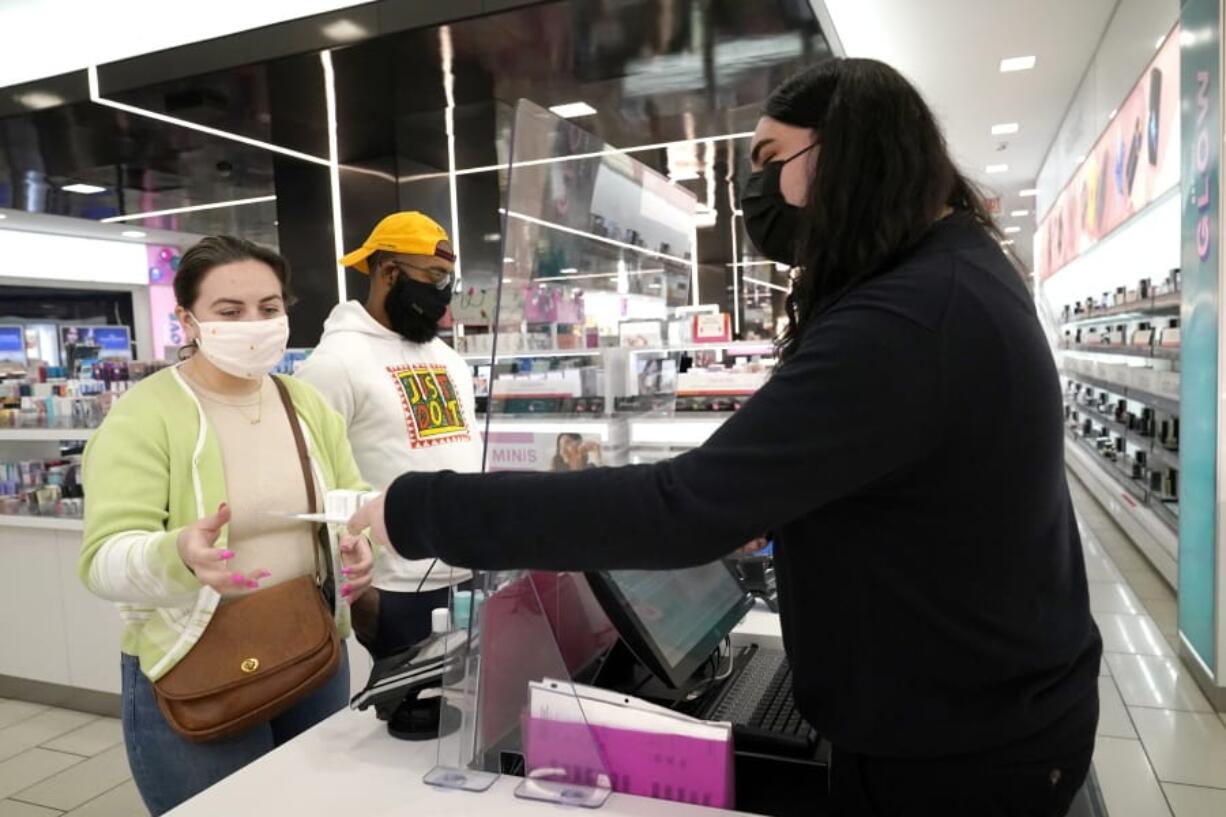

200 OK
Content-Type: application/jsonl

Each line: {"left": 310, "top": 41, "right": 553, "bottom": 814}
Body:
{"left": 166, "top": 590, "right": 817, "bottom": 817}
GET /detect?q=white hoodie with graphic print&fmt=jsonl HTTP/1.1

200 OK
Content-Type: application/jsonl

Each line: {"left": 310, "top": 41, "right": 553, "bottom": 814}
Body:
{"left": 297, "top": 301, "right": 482, "bottom": 592}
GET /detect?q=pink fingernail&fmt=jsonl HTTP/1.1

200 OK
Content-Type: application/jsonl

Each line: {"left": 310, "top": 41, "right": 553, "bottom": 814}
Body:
{"left": 342, "top": 567, "right": 352, "bottom": 576}
{"left": 341, "top": 585, "right": 352, "bottom": 596}
{"left": 220, "top": 550, "right": 235, "bottom": 560}
{"left": 231, "top": 573, "right": 244, "bottom": 584}
{"left": 247, "top": 580, "right": 259, "bottom": 589}
{"left": 256, "top": 570, "right": 271, "bottom": 579}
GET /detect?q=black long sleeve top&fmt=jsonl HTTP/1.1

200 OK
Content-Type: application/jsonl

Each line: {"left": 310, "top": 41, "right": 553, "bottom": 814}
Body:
{"left": 383, "top": 212, "right": 1102, "bottom": 758}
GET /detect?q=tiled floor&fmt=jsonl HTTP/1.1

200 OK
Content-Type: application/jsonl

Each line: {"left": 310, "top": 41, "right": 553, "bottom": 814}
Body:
{"left": 0, "top": 473, "right": 1219, "bottom": 817}
{"left": 1069, "top": 474, "right": 1226, "bottom": 817}
{"left": 0, "top": 709, "right": 140, "bottom": 817}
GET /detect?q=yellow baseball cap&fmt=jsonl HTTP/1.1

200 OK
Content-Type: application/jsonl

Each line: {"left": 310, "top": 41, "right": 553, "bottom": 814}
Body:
{"left": 339, "top": 211, "right": 454, "bottom": 274}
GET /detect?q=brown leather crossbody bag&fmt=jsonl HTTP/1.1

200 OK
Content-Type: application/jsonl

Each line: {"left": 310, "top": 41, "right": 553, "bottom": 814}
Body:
{"left": 152, "top": 376, "right": 342, "bottom": 742}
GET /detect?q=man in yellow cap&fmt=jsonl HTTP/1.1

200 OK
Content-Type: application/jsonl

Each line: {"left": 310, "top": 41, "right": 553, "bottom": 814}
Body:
{"left": 298, "top": 212, "right": 481, "bottom": 660}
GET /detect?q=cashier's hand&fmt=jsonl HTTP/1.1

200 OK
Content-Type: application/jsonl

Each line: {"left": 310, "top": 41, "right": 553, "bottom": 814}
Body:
{"left": 338, "top": 531, "right": 374, "bottom": 604}
{"left": 346, "top": 491, "right": 389, "bottom": 548}
{"left": 177, "top": 503, "right": 271, "bottom": 592}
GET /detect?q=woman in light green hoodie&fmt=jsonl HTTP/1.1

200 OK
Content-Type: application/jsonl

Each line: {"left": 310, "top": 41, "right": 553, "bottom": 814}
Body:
{"left": 80, "top": 236, "right": 373, "bottom": 816}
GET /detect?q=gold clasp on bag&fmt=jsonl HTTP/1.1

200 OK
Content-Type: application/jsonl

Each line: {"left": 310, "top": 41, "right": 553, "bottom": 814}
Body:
{"left": 241, "top": 658, "right": 260, "bottom": 674}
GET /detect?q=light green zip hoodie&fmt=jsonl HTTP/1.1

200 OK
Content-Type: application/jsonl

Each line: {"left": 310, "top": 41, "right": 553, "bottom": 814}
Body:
{"left": 80, "top": 366, "right": 368, "bottom": 681}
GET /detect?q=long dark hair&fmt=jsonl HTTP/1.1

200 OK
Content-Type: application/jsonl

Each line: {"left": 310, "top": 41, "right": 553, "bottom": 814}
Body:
{"left": 765, "top": 59, "right": 997, "bottom": 359}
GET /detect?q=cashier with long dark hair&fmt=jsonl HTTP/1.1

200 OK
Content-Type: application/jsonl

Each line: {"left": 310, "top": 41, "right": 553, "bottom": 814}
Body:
{"left": 350, "top": 58, "right": 1102, "bottom": 817}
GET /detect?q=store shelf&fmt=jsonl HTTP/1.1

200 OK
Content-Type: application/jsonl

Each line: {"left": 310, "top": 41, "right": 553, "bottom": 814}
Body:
{"left": 462, "top": 348, "right": 604, "bottom": 363}
{"left": 1147, "top": 444, "right": 1180, "bottom": 471}
{"left": 1060, "top": 363, "right": 1180, "bottom": 415}
{"left": 1063, "top": 343, "right": 1180, "bottom": 363}
{"left": 1066, "top": 431, "right": 1148, "bottom": 503}
{"left": 0, "top": 428, "right": 95, "bottom": 442}
{"left": 1060, "top": 292, "right": 1181, "bottom": 326}
{"left": 1064, "top": 437, "right": 1179, "bottom": 587}
{"left": 1148, "top": 495, "right": 1179, "bottom": 532}
{"left": 627, "top": 341, "right": 776, "bottom": 356}
{"left": 1069, "top": 402, "right": 1144, "bottom": 447}
{"left": 629, "top": 416, "right": 727, "bottom": 448}
{"left": 0, "top": 514, "right": 84, "bottom": 532}
{"left": 462, "top": 340, "right": 777, "bottom": 363}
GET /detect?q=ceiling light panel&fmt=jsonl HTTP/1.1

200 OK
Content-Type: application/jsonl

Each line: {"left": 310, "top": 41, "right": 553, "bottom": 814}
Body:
{"left": 62, "top": 183, "right": 106, "bottom": 195}
{"left": 1011, "top": 209, "right": 1031, "bottom": 217}
{"left": 1004, "top": 226, "right": 1022, "bottom": 234}
{"left": 1019, "top": 188, "right": 1038, "bottom": 198}
{"left": 549, "top": 102, "right": 597, "bottom": 118}
{"left": 985, "top": 164, "right": 1009, "bottom": 174}
{"left": 999, "top": 55, "right": 1036, "bottom": 73}
{"left": 991, "top": 123, "right": 1019, "bottom": 136}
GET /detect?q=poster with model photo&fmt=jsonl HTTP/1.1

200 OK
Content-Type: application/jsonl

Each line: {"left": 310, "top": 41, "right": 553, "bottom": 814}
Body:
{"left": 1037, "top": 27, "right": 1180, "bottom": 280}
{"left": 483, "top": 430, "right": 606, "bottom": 472}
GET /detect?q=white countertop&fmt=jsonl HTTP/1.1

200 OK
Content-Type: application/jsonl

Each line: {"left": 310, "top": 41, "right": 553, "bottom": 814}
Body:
{"left": 167, "top": 606, "right": 783, "bottom": 816}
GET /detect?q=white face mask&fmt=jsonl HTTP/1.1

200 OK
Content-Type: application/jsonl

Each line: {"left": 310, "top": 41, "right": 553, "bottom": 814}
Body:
{"left": 190, "top": 314, "right": 290, "bottom": 380}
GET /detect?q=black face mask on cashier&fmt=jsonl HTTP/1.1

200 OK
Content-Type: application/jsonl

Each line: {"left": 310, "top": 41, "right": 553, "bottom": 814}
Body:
{"left": 386, "top": 273, "right": 453, "bottom": 344}
{"left": 740, "top": 141, "right": 818, "bottom": 266}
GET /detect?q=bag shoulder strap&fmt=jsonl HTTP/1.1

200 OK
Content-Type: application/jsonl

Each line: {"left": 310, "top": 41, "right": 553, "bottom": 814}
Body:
{"left": 271, "top": 376, "right": 324, "bottom": 583}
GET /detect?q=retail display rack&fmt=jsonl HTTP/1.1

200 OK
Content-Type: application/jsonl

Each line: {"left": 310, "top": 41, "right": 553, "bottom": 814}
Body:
{"left": 1056, "top": 270, "right": 1181, "bottom": 585}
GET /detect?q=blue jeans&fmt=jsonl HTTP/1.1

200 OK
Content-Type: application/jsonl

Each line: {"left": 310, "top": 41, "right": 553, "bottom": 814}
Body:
{"left": 121, "top": 646, "right": 350, "bottom": 816}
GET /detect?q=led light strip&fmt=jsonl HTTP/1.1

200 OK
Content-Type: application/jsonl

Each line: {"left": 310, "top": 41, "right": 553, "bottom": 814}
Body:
{"left": 743, "top": 275, "right": 789, "bottom": 294}
{"left": 100, "top": 195, "right": 277, "bottom": 223}
{"left": 440, "top": 26, "right": 462, "bottom": 281}
{"left": 321, "top": 50, "right": 347, "bottom": 304}
{"left": 533, "top": 267, "right": 666, "bottom": 283}
{"left": 727, "top": 141, "right": 740, "bottom": 333}
{"left": 501, "top": 209, "right": 693, "bottom": 266}
{"left": 88, "top": 66, "right": 332, "bottom": 168}
{"left": 400, "top": 131, "right": 757, "bottom": 182}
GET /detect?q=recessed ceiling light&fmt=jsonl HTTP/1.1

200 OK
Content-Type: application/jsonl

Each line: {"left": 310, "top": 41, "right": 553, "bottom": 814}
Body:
{"left": 1000, "top": 55, "right": 1037, "bottom": 73}
{"left": 1019, "top": 188, "right": 1038, "bottom": 197}
{"left": 16, "top": 91, "right": 65, "bottom": 110}
{"left": 62, "top": 183, "right": 106, "bottom": 195}
{"left": 560, "top": 267, "right": 578, "bottom": 274}
{"left": 985, "top": 164, "right": 1009, "bottom": 174}
{"left": 549, "top": 101, "right": 597, "bottom": 118}
{"left": 321, "top": 18, "right": 369, "bottom": 42}
{"left": 1011, "top": 209, "right": 1031, "bottom": 218}
{"left": 1004, "top": 226, "right": 1022, "bottom": 234}
{"left": 1001, "top": 239, "right": 1016, "bottom": 247}
{"left": 1155, "top": 35, "right": 1166, "bottom": 49}
{"left": 120, "top": 230, "right": 146, "bottom": 239}
{"left": 991, "top": 123, "right": 1019, "bottom": 136}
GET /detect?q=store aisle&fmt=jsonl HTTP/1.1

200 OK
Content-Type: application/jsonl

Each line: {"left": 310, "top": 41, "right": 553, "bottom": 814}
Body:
{"left": 0, "top": 706, "right": 140, "bottom": 817}
{"left": 1069, "top": 475, "right": 1226, "bottom": 817}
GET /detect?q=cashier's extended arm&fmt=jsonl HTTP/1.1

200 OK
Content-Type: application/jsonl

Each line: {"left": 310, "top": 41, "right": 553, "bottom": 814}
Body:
{"left": 350, "top": 304, "right": 941, "bottom": 573}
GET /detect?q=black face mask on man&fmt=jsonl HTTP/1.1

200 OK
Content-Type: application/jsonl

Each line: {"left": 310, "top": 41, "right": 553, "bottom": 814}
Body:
{"left": 740, "top": 142, "right": 818, "bottom": 266}
{"left": 386, "top": 272, "right": 453, "bottom": 343}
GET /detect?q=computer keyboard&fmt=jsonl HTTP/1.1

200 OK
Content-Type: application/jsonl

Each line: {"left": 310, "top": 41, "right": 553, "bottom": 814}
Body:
{"left": 704, "top": 648, "right": 815, "bottom": 756}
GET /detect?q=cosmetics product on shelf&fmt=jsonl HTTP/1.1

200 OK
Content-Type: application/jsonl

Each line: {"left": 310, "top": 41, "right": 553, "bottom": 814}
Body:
{"left": 1159, "top": 321, "right": 1181, "bottom": 348}
{"left": 1149, "top": 470, "right": 1163, "bottom": 492}
{"left": 1135, "top": 450, "right": 1147, "bottom": 467}
{"left": 0, "top": 455, "right": 84, "bottom": 519}
{"left": 1131, "top": 323, "right": 1153, "bottom": 347}
{"left": 1113, "top": 287, "right": 1126, "bottom": 306}
{"left": 1082, "top": 418, "right": 1093, "bottom": 437}
{"left": 1131, "top": 459, "right": 1144, "bottom": 479}
{"left": 1140, "top": 408, "right": 1155, "bottom": 437}
{"left": 1139, "top": 278, "right": 1151, "bottom": 299}
{"left": 1114, "top": 399, "right": 1127, "bottom": 423}
{"left": 1163, "top": 469, "right": 1178, "bottom": 499}
{"left": 1161, "top": 417, "right": 1180, "bottom": 451}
